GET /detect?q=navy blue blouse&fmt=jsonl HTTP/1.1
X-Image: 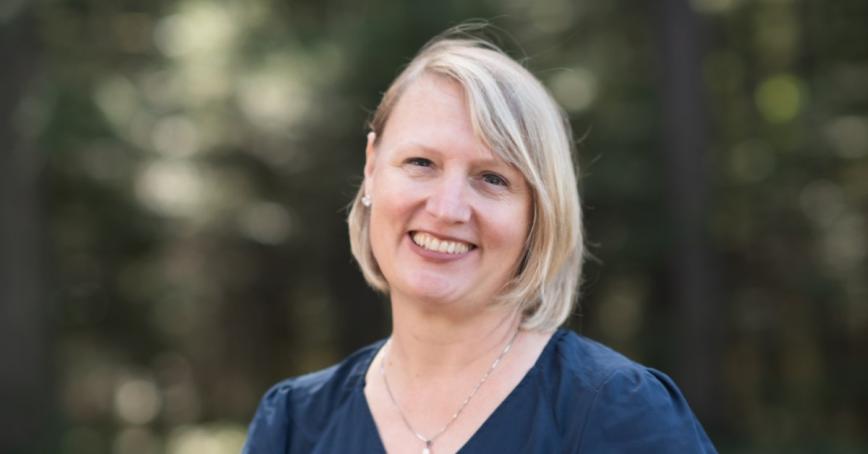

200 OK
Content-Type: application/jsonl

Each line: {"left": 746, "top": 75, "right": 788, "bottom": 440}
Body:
{"left": 243, "top": 330, "right": 716, "bottom": 453}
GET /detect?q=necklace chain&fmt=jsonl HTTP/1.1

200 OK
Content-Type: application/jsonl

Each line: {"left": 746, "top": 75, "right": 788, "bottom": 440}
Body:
{"left": 379, "top": 330, "right": 520, "bottom": 454}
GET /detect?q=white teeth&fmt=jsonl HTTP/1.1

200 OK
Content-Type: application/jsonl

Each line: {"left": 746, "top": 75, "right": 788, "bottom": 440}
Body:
{"left": 411, "top": 232, "right": 471, "bottom": 255}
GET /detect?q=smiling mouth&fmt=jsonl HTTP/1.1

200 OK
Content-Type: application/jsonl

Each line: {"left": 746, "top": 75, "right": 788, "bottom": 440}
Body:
{"left": 410, "top": 231, "right": 476, "bottom": 255}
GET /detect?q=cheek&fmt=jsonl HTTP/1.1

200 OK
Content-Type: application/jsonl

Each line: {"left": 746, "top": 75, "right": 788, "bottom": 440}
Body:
{"left": 375, "top": 173, "right": 426, "bottom": 213}
{"left": 369, "top": 177, "right": 419, "bottom": 239}
{"left": 483, "top": 204, "right": 532, "bottom": 254}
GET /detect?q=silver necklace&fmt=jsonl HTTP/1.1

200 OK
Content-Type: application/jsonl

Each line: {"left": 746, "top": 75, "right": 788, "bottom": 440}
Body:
{"left": 379, "top": 330, "right": 520, "bottom": 454}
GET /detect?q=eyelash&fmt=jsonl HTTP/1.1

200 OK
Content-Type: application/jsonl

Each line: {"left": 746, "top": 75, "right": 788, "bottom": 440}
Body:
{"left": 404, "top": 157, "right": 510, "bottom": 188}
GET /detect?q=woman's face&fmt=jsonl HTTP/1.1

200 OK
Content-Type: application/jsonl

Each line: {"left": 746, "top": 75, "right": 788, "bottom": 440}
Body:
{"left": 364, "top": 74, "right": 532, "bottom": 312}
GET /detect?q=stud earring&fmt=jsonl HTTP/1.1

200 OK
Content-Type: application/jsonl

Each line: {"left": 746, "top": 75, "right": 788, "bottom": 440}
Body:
{"left": 361, "top": 194, "right": 372, "bottom": 207}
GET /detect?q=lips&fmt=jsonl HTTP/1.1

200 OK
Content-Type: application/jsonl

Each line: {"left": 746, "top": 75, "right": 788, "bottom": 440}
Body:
{"left": 410, "top": 231, "right": 476, "bottom": 255}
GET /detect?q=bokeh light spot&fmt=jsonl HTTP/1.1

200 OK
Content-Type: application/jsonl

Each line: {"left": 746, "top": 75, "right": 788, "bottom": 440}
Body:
{"left": 824, "top": 115, "right": 868, "bottom": 159}
{"left": 755, "top": 73, "right": 804, "bottom": 123}
{"left": 549, "top": 68, "right": 598, "bottom": 113}
{"left": 238, "top": 202, "right": 293, "bottom": 245}
{"left": 95, "top": 76, "right": 139, "bottom": 134}
{"left": 153, "top": 4, "right": 236, "bottom": 59}
{"left": 135, "top": 160, "right": 205, "bottom": 218}
{"left": 114, "top": 379, "right": 162, "bottom": 425}
{"left": 236, "top": 72, "right": 310, "bottom": 133}
{"left": 167, "top": 425, "right": 247, "bottom": 454}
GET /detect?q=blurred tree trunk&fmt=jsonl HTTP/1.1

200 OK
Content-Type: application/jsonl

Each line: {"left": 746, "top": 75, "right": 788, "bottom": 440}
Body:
{"left": 656, "top": 0, "right": 723, "bottom": 430}
{"left": 0, "top": 8, "right": 51, "bottom": 453}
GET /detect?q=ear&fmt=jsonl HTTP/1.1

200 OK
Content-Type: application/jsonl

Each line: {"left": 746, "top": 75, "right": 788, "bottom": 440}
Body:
{"left": 363, "top": 132, "right": 377, "bottom": 195}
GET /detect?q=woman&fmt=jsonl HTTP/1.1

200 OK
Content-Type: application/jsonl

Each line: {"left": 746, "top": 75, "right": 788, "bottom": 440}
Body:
{"left": 243, "top": 31, "right": 716, "bottom": 453}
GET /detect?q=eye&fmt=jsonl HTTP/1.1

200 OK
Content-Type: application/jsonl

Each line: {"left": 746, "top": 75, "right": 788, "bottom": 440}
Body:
{"left": 481, "top": 172, "right": 509, "bottom": 187}
{"left": 406, "top": 157, "right": 433, "bottom": 167}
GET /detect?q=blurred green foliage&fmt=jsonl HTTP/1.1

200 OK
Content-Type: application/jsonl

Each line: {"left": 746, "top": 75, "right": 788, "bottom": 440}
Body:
{"left": 1, "top": 0, "right": 867, "bottom": 453}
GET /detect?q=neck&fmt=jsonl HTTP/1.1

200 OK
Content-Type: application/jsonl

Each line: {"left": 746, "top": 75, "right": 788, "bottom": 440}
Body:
{"left": 386, "top": 292, "right": 522, "bottom": 380}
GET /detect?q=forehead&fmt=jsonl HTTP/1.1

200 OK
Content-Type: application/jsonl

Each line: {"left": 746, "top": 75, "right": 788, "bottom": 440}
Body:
{"left": 382, "top": 74, "right": 470, "bottom": 135}
{"left": 380, "top": 74, "right": 503, "bottom": 164}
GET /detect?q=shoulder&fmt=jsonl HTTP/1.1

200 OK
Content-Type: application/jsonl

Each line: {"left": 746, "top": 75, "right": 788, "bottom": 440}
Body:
{"left": 542, "top": 330, "right": 716, "bottom": 453}
{"left": 549, "top": 330, "right": 642, "bottom": 390}
{"left": 242, "top": 340, "right": 385, "bottom": 454}
{"left": 539, "top": 329, "right": 650, "bottom": 401}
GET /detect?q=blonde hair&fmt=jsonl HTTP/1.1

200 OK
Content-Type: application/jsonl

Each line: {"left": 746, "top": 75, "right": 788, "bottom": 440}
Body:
{"left": 347, "top": 30, "right": 584, "bottom": 332}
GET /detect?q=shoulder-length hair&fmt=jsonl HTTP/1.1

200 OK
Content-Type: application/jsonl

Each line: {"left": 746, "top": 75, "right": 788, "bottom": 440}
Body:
{"left": 347, "top": 29, "right": 584, "bottom": 332}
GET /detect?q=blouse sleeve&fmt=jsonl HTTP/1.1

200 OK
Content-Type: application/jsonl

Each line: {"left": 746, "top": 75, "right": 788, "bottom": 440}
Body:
{"left": 242, "top": 382, "right": 293, "bottom": 454}
{"left": 574, "top": 367, "right": 717, "bottom": 453}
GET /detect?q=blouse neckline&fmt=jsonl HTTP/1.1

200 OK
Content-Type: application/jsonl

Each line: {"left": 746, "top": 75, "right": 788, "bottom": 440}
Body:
{"left": 352, "top": 329, "right": 568, "bottom": 453}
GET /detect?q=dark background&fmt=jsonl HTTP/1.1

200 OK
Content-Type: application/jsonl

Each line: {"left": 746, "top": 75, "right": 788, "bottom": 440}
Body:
{"left": 2, "top": 0, "right": 867, "bottom": 453}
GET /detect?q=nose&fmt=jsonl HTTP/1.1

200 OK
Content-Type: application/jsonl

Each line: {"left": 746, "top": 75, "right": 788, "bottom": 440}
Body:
{"left": 425, "top": 174, "right": 471, "bottom": 223}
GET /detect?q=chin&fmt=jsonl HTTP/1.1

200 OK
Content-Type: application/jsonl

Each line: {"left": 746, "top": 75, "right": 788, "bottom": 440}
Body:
{"left": 399, "top": 272, "right": 469, "bottom": 304}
